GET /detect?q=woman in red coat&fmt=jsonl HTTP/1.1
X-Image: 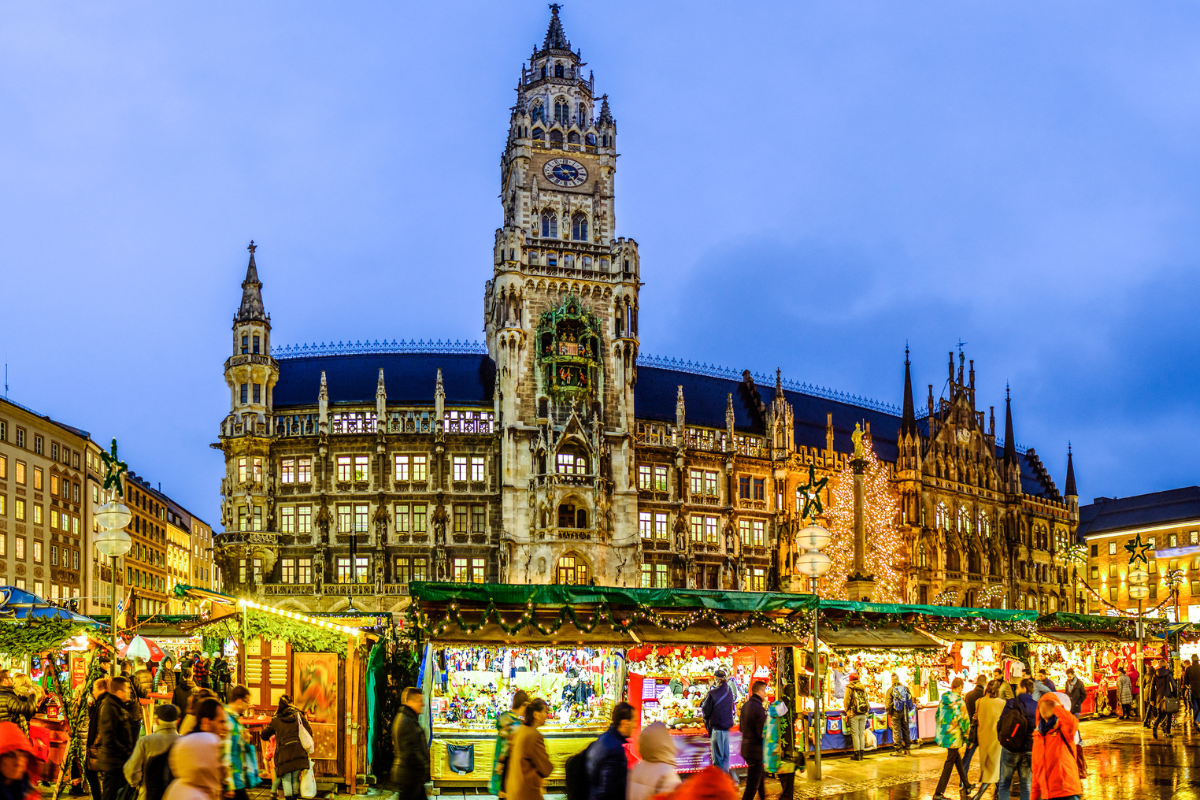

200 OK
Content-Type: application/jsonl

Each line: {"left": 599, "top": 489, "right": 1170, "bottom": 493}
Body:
{"left": 1031, "top": 695, "right": 1082, "bottom": 800}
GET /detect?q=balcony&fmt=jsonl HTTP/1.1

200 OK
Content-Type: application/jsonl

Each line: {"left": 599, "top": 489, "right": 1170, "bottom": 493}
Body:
{"left": 224, "top": 354, "right": 279, "bottom": 371}
{"left": 261, "top": 583, "right": 410, "bottom": 597}
{"left": 216, "top": 530, "right": 279, "bottom": 547}
{"left": 530, "top": 139, "right": 599, "bottom": 155}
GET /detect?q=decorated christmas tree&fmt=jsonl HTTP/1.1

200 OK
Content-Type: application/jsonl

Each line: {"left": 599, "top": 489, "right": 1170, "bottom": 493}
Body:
{"left": 820, "top": 434, "right": 906, "bottom": 602}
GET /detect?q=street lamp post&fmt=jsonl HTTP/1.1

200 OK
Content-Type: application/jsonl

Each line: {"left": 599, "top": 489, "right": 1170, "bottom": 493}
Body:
{"left": 796, "top": 524, "right": 832, "bottom": 782}
{"left": 94, "top": 440, "right": 133, "bottom": 676}
{"left": 1128, "top": 567, "right": 1150, "bottom": 720}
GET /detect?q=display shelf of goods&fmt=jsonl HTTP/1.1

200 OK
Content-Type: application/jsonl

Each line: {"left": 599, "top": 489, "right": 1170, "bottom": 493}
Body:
{"left": 536, "top": 295, "right": 601, "bottom": 400}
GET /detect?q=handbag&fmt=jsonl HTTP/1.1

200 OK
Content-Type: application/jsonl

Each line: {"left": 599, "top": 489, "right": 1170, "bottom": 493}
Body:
{"left": 298, "top": 721, "right": 315, "bottom": 753}
{"left": 300, "top": 760, "right": 317, "bottom": 799}
{"left": 1163, "top": 697, "right": 1180, "bottom": 714}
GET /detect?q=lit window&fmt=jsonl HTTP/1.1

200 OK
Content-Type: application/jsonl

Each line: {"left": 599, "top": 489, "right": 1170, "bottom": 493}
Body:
{"left": 394, "top": 557, "right": 410, "bottom": 584}
{"left": 472, "top": 558, "right": 487, "bottom": 584}
{"left": 639, "top": 512, "right": 653, "bottom": 538}
{"left": 453, "top": 557, "right": 469, "bottom": 583}
{"left": 752, "top": 520, "right": 766, "bottom": 546}
{"left": 297, "top": 458, "right": 312, "bottom": 483}
{"left": 454, "top": 506, "right": 468, "bottom": 533}
{"left": 33, "top": 468, "right": 43, "bottom": 491}
{"left": 690, "top": 515, "right": 703, "bottom": 542}
{"left": 641, "top": 563, "right": 652, "bottom": 587}
{"left": 297, "top": 558, "right": 312, "bottom": 584}
{"left": 354, "top": 504, "right": 369, "bottom": 533}
{"left": 637, "top": 465, "right": 651, "bottom": 490}
{"left": 280, "top": 507, "right": 295, "bottom": 533}
{"left": 32, "top": 505, "right": 42, "bottom": 525}
{"left": 0, "top": 457, "right": 5, "bottom": 479}
{"left": 739, "top": 518, "right": 750, "bottom": 544}
{"left": 281, "top": 458, "right": 295, "bottom": 483}
{"left": 337, "top": 505, "right": 352, "bottom": 533}
{"left": 654, "top": 466, "right": 668, "bottom": 491}
{"left": 748, "top": 568, "right": 766, "bottom": 592}
{"left": 412, "top": 456, "right": 428, "bottom": 482}
{"left": 297, "top": 506, "right": 312, "bottom": 533}
{"left": 690, "top": 470, "right": 704, "bottom": 496}
{"left": 412, "top": 505, "right": 427, "bottom": 532}
{"left": 394, "top": 455, "right": 409, "bottom": 481}
{"left": 655, "top": 564, "right": 669, "bottom": 588}
{"left": 557, "top": 453, "right": 587, "bottom": 474}
{"left": 705, "top": 516, "right": 719, "bottom": 543}
{"left": 336, "top": 558, "right": 353, "bottom": 584}
{"left": 471, "top": 457, "right": 485, "bottom": 482}
{"left": 412, "top": 558, "right": 428, "bottom": 582}
{"left": 281, "top": 559, "right": 296, "bottom": 584}
{"left": 704, "top": 472, "right": 718, "bottom": 496}
{"left": 355, "top": 557, "right": 369, "bottom": 584}
{"left": 50, "top": 474, "right": 59, "bottom": 495}
{"left": 1109, "top": 542, "right": 1117, "bottom": 555}
{"left": 395, "top": 504, "right": 410, "bottom": 533}
{"left": 354, "top": 456, "right": 369, "bottom": 482}
{"left": 654, "top": 513, "right": 668, "bottom": 540}
{"left": 337, "top": 456, "right": 352, "bottom": 482}
{"left": 453, "top": 457, "right": 468, "bottom": 482}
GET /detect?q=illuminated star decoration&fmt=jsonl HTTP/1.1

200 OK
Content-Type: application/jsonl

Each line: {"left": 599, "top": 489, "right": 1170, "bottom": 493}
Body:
{"left": 1124, "top": 533, "right": 1151, "bottom": 567}
{"left": 796, "top": 464, "right": 828, "bottom": 523}
{"left": 100, "top": 438, "right": 128, "bottom": 498}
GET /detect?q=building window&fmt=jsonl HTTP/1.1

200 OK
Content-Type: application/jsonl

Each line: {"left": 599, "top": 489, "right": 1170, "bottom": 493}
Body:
{"left": 656, "top": 563, "right": 669, "bottom": 588}
{"left": 641, "top": 563, "right": 652, "bottom": 587}
{"left": 472, "top": 558, "right": 486, "bottom": 584}
{"left": 454, "top": 505, "right": 468, "bottom": 534}
{"left": 297, "top": 457, "right": 312, "bottom": 483}
{"left": 280, "top": 506, "right": 295, "bottom": 533}
{"left": 690, "top": 515, "right": 703, "bottom": 542}
{"left": 252, "top": 335, "right": 260, "bottom": 354}
{"left": 705, "top": 516, "right": 719, "bottom": 543}
{"left": 655, "top": 513, "right": 668, "bottom": 540}
{"left": 253, "top": 384, "right": 261, "bottom": 403}
{"left": 0, "top": 497, "right": 5, "bottom": 517}
{"left": 33, "top": 468, "right": 42, "bottom": 491}
{"left": 354, "top": 504, "right": 369, "bottom": 533}
{"left": 394, "top": 557, "right": 410, "bottom": 585}
{"left": 297, "top": 558, "right": 312, "bottom": 584}
{"left": 50, "top": 545, "right": 58, "bottom": 566}
{"left": 32, "top": 505, "right": 42, "bottom": 525}
{"left": 412, "top": 456, "right": 428, "bottom": 482}
{"left": 689, "top": 470, "right": 704, "bottom": 496}
{"left": 1090, "top": 544, "right": 1098, "bottom": 558}
{"left": 653, "top": 466, "right": 668, "bottom": 491}
{"left": 353, "top": 455, "right": 369, "bottom": 482}
{"left": 281, "top": 559, "right": 296, "bottom": 584}
{"left": 637, "top": 465, "right": 652, "bottom": 490}
{"left": 281, "top": 458, "right": 295, "bottom": 483}
{"left": 738, "top": 518, "right": 750, "bottom": 545}
{"left": 240, "top": 384, "right": 248, "bottom": 403}
{"left": 337, "top": 505, "right": 352, "bottom": 533}
{"left": 739, "top": 476, "right": 751, "bottom": 499}
{"left": 50, "top": 475, "right": 59, "bottom": 496}
{"left": 556, "top": 555, "right": 588, "bottom": 585}
{"left": 541, "top": 210, "right": 557, "bottom": 238}
{"left": 336, "top": 558, "right": 353, "bottom": 583}
{"left": 1109, "top": 542, "right": 1117, "bottom": 555}
{"left": 394, "top": 455, "right": 409, "bottom": 481}
{"left": 639, "top": 512, "right": 652, "bottom": 538}
{"left": 752, "top": 479, "right": 765, "bottom": 501}
{"left": 296, "top": 505, "right": 312, "bottom": 533}
{"left": 572, "top": 213, "right": 588, "bottom": 241}
{"left": 0, "top": 457, "right": 5, "bottom": 479}
{"left": 453, "top": 558, "right": 469, "bottom": 583}
{"left": 453, "top": 457, "right": 468, "bottom": 482}
{"left": 704, "top": 472, "right": 718, "bottom": 496}
{"left": 472, "top": 506, "right": 486, "bottom": 534}
{"left": 241, "top": 335, "right": 249, "bottom": 354}
{"left": 557, "top": 452, "right": 587, "bottom": 474}
{"left": 412, "top": 558, "right": 428, "bottom": 582}
{"left": 412, "top": 504, "right": 427, "bottom": 532}
{"left": 471, "top": 457, "right": 485, "bottom": 482}
{"left": 337, "top": 456, "right": 352, "bottom": 482}
{"left": 748, "top": 568, "right": 766, "bottom": 592}
{"left": 33, "top": 436, "right": 42, "bottom": 455}
{"left": 355, "top": 557, "right": 369, "bottom": 583}
{"left": 16, "top": 429, "right": 25, "bottom": 448}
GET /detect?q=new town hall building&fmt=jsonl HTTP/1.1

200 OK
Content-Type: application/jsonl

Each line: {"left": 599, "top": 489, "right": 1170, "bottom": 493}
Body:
{"left": 214, "top": 8, "right": 1079, "bottom": 614}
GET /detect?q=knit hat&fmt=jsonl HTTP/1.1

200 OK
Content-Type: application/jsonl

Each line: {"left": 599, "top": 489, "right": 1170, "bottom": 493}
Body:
{"left": 155, "top": 704, "right": 179, "bottom": 723}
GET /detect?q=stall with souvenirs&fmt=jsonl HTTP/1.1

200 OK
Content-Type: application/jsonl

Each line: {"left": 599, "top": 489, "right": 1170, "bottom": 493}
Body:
{"left": 1030, "top": 612, "right": 1166, "bottom": 718}
{"left": 801, "top": 600, "right": 1038, "bottom": 752}
{"left": 407, "top": 582, "right": 815, "bottom": 789}
{"left": 625, "top": 645, "right": 774, "bottom": 772}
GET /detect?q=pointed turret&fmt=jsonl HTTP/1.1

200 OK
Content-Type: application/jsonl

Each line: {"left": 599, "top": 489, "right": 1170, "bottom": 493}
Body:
{"left": 1003, "top": 385, "right": 1017, "bottom": 464}
{"left": 725, "top": 393, "right": 735, "bottom": 452}
{"left": 318, "top": 371, "right": 328, "bottom": 432}
{"left": 597, "top": 94, "right": 613, "bottom": 127}
{"left": 900, "top": 346, "right": 918, "bottom": 438}
{"left": 543, "top": 3, "right": 571, "bottom": 51}
{"left": 435, "top": 368, "right": 445, "bottom": 421}
{"left": 375, "top": 368, "right": 387, "bottom": 423}
{"left": 1065, "top": 443, "right": 1084, "bottom": 501}
{"left": 236, "top": 241, "right": 268, "bottom": 323}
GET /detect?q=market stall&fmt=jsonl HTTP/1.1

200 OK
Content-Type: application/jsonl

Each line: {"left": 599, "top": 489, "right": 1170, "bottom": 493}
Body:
{"left": 181, "top": 590, "right": 375, "bottom": 793}
{"left": 407, "top": 582, "right": 818, "bottom": 788}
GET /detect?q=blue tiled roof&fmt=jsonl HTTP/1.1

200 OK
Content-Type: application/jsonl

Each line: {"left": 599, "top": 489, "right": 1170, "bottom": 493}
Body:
{"left": 1077, "top": 487, "right": 1200, "bottom": 537}
{"left": 273, "top": 353, "right": 495, "bottom": 407}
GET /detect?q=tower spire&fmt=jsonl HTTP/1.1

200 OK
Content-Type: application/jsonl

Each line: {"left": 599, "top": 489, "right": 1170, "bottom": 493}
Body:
{"left": 543, "top": 4, "right": 571, "bottom": 51}
{"left": 1064, "top": 443, "right": 1077, "bottom": 498}
{"left": 1003, "top": 384, "right": 1017, "bottom": 463}
{"left": 236, "top": 241, "right": 268, "bottom": 323}
{"left": 900, "top": 345, "right": 917, "bottom": 437}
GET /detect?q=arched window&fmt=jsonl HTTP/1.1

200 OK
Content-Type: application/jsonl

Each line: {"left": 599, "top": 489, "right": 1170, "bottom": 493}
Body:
{"left": 532, "top": 127, "right": 545, "bottom": 140}
{"left": 549, "top": 129, "right": 563, "bottom": 144}
{"left": 541, "top": 211, "right": 557, "bottom": 238}
{"left": 936, "top": 502, "right": 949, "bottom": 531}
{"left": 554, "top": 99, "right": 568, "bottom": 122}
{"left": 540, "top": 64, "right": 547, "bottom": 78}
{"left": 586, "top": 133, "right": 597, "bottom": 146}
{"left": 578, "top": 104, "right": 588, "bottom": 125}
{"left": 554, "top": 62, "right": 564, "bottom": 78}
{"left": 947, "top": 546, "right": 960, "bottom": 572}
{"left": 572, "top": 213, "right": 588, "bottom": 241}
{"left": 531, "top": 102, "right": 545, "bottom": 123}
{"left": 558, "top": 503, "right": 577, "bottom": 528}
{"left": 563, "top": 254, "right": 575, "bottom": 269}
{"left": 918, "top": 543, "right": 927, "bottom": 568}
{"left": 556, "top": 449, "right": 587, "bottom": 474}
{"left": 581, "top": 256, "right": 592, "bottom": 270}
{"left": 529, "top": 251, "right": 539, "bottom": 265}
{"left": 599, "top": 258, "right": 609, "bottom": 271}
{"left": 567, "top": 131, "right": 580, "bottom": 144}
{"left": 556, "top": 554, "right": 589, "bottom": 585}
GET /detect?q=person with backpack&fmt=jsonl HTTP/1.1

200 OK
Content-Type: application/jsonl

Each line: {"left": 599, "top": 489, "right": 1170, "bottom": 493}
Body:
{"left": 701, "top": 671, "right": 735, "bottom": 777}
{"left": 587, "top": 702, "right": 633, "bottom": 800}
{"left": 125, "top": 705, "right": 181, "bottom": 800}
{"left": 931, "top": 677, "right": 972, "bottom": 800}
{"left": 738, "top": 681, "right": 767, "bottom": 800}
{"left": 884, "top": 674, "right": 913, "bottom": 757}
{"left": 841, "top": 673, "right": 869, "bottom": 762}
{"left": 997, "top": 677, "right": 1036, "bottom": 800}
{"left": 1150, "top": 659, "right": 1178, "bottom": 739}
{"left": 1030, "top": 694, "right": 1082, "bottom": 800}
{"left": 506, "top": 699, "right": 551, "bottom": 800}
{"left": 259, "top": 695, "right": 313, "bottom": 800}
{"left": 626, "top": 722, "right": 681, "bottom": 800}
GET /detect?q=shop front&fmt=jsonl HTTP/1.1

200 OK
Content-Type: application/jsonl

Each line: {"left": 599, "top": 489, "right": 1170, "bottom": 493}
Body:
{"left": 407, "top": 582, "right": 816, "bottom": 788}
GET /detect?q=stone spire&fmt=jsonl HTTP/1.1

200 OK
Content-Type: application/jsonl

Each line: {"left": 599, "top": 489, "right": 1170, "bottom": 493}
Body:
{"left": 597, "top": 94, "right": 613, "bottom": 126}
{"left": 1003, "top": 385, "right": 1017, "bottom": 464}
{"left": 318, "top": 371, "right": 328, "bottom": 432}
{"left": 236, "top": 241, "right": 269, "bottom": 323}
{"left": 675, "top": 385, "right": 686, "bottom": 432}
{"left": 435, "top": 368, "right": 445, "bottom": 421}
{"left": 900, "top": 345, "right": 918, "bottom": 438}
{"left": 542, "top": 3, "right": 571, "bottom": 51}
{"left": 1064, "top": 444, "right": 1077, "bottom": 498}
{"left": 375, "top": 368, "right": 387, "bottom": 422}
{"left": 725, "top": 393, "right": 735, "bottom": 452}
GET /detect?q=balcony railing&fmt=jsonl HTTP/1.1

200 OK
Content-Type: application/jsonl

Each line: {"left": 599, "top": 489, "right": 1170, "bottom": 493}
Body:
{"left": 530, "top": 139, "right": 598, "bottom": 155}
{"left": 215, "top": 530, "right": 279, "bottom": 547}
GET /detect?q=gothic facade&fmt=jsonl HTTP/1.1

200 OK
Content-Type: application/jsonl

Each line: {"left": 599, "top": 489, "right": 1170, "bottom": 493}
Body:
{"left": 213, "top": 8, "right": 1079, "bottom": 613}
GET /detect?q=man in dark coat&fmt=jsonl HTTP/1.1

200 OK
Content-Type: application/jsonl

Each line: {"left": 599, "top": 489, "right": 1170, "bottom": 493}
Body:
{"left": 95, "top": 677, "right": 138, "bottom": 800}
{"left": 85, "top": 677, "right": 110, "bottom": 800}
{"left": 588, "top": 702, "right": 633, "bottom": 800}
{"left": 701, "top": 670, "right": 735, "bottom": 777}
{"left": 738, "top": 682, "right": 767, "bottom": 800}
{"left": 1150, "top": 660, "right": 1177, "bottom": 739}
{"left": 391, "top": 687, "right": 429, "bottom": 800}
{"left": 1064, "top": 669, "right": 1087, "bottom": 719}
{"left": 961, "top": 674, "right": 986, "bottom": 775}
{"left": 1184, "top": 654, "right": 1200, "bottom": 727}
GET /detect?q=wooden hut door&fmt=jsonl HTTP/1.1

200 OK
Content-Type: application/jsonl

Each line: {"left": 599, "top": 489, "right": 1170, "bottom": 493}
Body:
{"left": 245, "top": 636, "right": 292, "bottom": 710}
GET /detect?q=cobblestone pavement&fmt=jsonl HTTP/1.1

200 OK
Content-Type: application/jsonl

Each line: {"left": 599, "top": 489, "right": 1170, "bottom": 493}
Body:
{"left": 764, "top": 716, "right": 1199, "bottom": 799}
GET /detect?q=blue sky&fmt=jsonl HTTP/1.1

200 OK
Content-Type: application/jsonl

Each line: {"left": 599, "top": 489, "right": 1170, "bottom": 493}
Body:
{"left": 2, "top": 1, "right": 1198, "bottom": 524}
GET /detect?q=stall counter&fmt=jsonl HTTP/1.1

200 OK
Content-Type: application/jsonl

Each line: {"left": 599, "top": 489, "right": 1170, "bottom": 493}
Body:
{"left": 430, "top": 725, "right": 604, "bottom": 786}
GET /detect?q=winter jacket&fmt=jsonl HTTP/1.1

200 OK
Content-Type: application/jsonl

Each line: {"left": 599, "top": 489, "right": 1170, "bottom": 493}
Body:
{"left": 885, "top": 684, "right": 914, "bottom": 717}
{"left": 0, "top": 722, "right": 41, "bottom": 800}
{"left": 1065, "top": 678, "right": 1087, "bottom": 713}
{"left": 701, "top": 681, "right": 735, "bottom": 732}
{"left": 1117, "top": 674, "right": 1133, "bottom": 705}
{"left": 163, "top": 732, "right": 223, "bottom": 800}
{"left": 999, "top": 694, "right": 1038, "bottom": 753}
{"left": 133, "top": 669, "right": 155, "bottom": 700}
{"left": 124, "top": 721, "right": 180, "bottom": 800}
{"left": 627, "top": 722, "right": 680, "bottom": 800}
{"left": 506, "top": 725, "right": 551, "bottom": 800}
{"left": 390, "top": 705, "right": 429, "bottom": 788}
{"left": 222, "top": 708, "right": 257, "bottom": 792}
{"left": 171, "top": 683, "right": 193, "bottom": 717}
{"left": 260, "top": 705, "right": 313, "bottom": 777}
{"left": 1151, "top": 667, "right": 1177, "bottom": 710}
{"left": 155, "top": 666, "right": 177, "bottom": 695}
{"left": 1031, "top": 681, "right": 1051, "bottom": 702}
{"left": 935, "top": 690, "right": 969, "bottom": 749}
{"left": 94, "top": 692, "right": 138, "bottom": 771}
{"left": 738, "top": 694, "right": 766, "bottom": 763}
{"left": 963, "top": 685, "right": 985, "bottom": 725}
{"left": 1127, "top": 667, "right": 1140, "bottom": 695}
{"left": 1030, "top": 696, "right": 1082, "bottom": 800}
{"left": 489, "top": 709, "right": 523, "bottom": 795}
{"left": 1184, "top": 662, "right": 1200, "bottom": 693}
{"left": 0, "top": 688, "right": 40, "bottom": 736}
{"left": 587, "top": 726, "right": 629, "bottom": 800}
{"left": 843, "top": 681, "right": 868, "bottom": 718}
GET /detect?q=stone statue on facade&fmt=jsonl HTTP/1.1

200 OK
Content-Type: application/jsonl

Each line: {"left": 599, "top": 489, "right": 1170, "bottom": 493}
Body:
{"left": 852, "top": 423, "right": 865, "bottom": 459}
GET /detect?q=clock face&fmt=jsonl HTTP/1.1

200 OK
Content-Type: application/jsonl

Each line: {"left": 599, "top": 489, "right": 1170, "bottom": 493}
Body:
{"left": 543, "top": 157, "right": 588, "bottom": 187}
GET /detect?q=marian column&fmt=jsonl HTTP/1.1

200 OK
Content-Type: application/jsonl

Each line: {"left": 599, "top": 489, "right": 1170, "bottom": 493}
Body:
{"left": 846, "top": 423, "right": 877, "bottom": 601}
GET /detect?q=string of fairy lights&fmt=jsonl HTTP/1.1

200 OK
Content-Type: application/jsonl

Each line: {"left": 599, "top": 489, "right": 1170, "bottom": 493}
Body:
{"left": 821, "top": 437, "right": 905, "bottom": 602}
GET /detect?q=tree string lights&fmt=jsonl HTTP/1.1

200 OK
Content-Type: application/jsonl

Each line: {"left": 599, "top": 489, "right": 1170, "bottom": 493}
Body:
{"left": 821, "top": 435, "right": 905, "bottom": 602}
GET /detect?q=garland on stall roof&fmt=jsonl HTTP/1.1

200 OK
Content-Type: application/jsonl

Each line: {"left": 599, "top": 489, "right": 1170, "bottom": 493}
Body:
{"left": 0, "top": 619, "right": 86, "bottom": 656}
{"left": 816, "top": 610, "right": 1036, "bottom": 639}
{"left": 202, "top": 610, "right": 353, "bottom": 657}
{"left": 408, "top": 598, "right": 814, "bottom": 640}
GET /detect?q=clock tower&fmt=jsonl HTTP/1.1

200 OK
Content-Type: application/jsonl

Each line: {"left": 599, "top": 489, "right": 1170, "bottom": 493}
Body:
{"left": 485, "top": 4, "right": 641, "bottom": 586}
